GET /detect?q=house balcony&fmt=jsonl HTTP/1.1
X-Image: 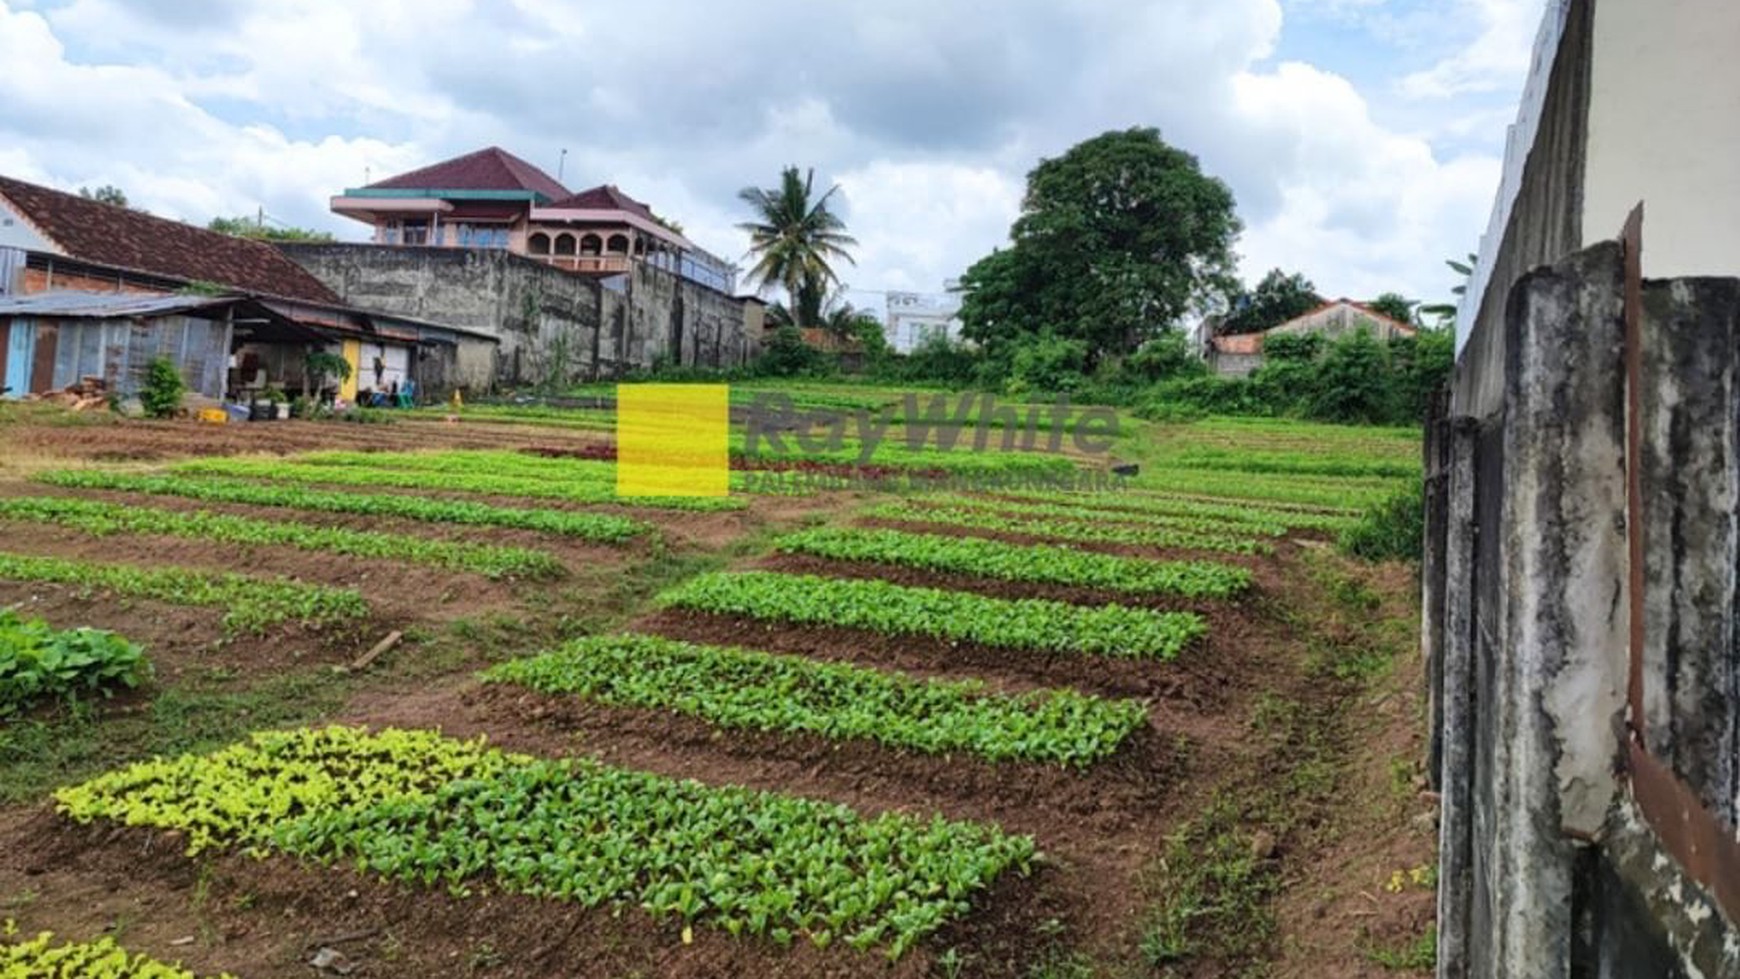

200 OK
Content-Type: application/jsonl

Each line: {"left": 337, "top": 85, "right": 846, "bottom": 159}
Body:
{"left": 532, "top": 255, "right": 633, "bottom": 275}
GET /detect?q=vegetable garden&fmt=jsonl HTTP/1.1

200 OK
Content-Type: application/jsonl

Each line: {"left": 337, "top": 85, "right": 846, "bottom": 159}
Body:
{"left": 0, "top": 393, "right": 1432, "bottom": 978}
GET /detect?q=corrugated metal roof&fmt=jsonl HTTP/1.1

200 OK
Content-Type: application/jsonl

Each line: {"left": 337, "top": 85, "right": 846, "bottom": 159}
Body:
{"left": 0, "top": 290, "right": 240, "bottom": 319}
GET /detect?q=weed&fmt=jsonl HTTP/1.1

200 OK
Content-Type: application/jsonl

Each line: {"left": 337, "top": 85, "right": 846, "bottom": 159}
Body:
{"left": 1365, "top": 927, "right": 1436, "bottom": 971}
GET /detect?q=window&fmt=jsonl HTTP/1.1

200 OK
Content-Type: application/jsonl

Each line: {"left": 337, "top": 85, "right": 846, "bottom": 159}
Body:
{"left": 401, "top": 220, "right": 429, "bottom": 246}
{"left": 457, "top": 224, "right": 510, "bottom": 249}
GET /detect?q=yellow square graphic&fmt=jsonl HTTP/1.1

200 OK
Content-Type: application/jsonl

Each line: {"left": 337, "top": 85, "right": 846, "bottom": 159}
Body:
{"left": 616, "top": 384, "right": 730, "bottom": 497}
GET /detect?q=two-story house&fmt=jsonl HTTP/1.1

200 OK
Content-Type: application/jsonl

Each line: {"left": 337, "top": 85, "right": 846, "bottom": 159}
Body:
{"left": 328, "top": 146, "right": 735, "bottom": 292}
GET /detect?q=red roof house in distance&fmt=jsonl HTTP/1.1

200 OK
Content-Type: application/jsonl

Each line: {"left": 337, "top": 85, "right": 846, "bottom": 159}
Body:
{"left": 1208, "top": 298, "right": 1417, "bottom": 377}
{"left": 330, "top": 146, "right": 736, "bottom": 293}
{"left": 0, "top": 174, "right": 498, "bottom": 403}
{"left": 0, "top": 174, "right": 340, "bottom": 304}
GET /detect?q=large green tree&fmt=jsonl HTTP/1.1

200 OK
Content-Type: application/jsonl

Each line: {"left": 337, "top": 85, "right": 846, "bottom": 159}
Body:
{"left": 958, "top": 127, "right": 1240, "bottom": 367}
{"left": 1219, "top": 269, "right": 1322, "bottom": 335}
{"left": 736, "top": 167, "right": 858, "bottom": 319}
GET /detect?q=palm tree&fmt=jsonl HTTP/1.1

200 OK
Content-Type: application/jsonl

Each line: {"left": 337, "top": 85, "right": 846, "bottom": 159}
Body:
{"left": 737, "top": 167, "right": 857, "bottom": 324}
{"left": 1420, "top": 253, "right": 1478, "bottom": 328}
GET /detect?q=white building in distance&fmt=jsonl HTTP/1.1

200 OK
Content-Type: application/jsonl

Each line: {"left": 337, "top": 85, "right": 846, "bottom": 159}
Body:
{"left": 885, "top": 283, "right": 963, "bottom": 353}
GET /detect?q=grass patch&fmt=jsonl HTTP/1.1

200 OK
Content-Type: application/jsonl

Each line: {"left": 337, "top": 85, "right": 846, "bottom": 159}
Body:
{"left": 0, "top": 668, "right": 348, "bottom": 805}
{"left": 1365, "top": 928, "right": 1436, "bottom": 971}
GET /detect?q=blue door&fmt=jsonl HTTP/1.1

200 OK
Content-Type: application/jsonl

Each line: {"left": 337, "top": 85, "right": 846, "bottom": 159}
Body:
{"left": 3, "top": 319, "right": 33, "bottom": 398}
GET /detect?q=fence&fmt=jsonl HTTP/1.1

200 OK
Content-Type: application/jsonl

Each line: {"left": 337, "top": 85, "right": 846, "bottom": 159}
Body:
{"left": 1425, "top": 211, "right": 1740, "bottom": 978}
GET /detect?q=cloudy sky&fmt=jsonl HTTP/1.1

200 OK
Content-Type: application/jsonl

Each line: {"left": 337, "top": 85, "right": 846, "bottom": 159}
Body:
{"left": 0, "top": 0, "right": 1543, "bottom": 314}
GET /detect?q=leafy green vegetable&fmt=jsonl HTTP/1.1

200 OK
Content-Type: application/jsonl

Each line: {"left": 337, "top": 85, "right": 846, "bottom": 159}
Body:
{"left": 0, "top": 609, "right": 149, "bottom": 717}
{"left": 0, "top": 551, "right": 366, "bottom": 634}
{"left": 173, "top": 457, "right": 744, "bottom": 511}
{"left": 774, "top": 527, "right": 1251, "bottom": 597}
{"left": 658, "top": 571, "right": 1205, "bottom": 659}
{"left": 56, "top": 727, "right": 1035, "bottom": 957}
{"left": 0, "top": 928, "right": 233, "bottom": 978}
{"left": 0, "top": 496, "right": 560, "bottom": 579}
{"left": 483, "top": 633, "right": 1147, "bottom": 766}
{"left": 992, "top": 490, "right": 1358, "bottom": 531}
{"left": 896, "top": 495, "right": 1290, "bottom": 537}
{"left": 35, "top": 471, "right": 649, "bottom": 543}
{"left": 863, "top": 501, "right": 1271, "bottom": 555}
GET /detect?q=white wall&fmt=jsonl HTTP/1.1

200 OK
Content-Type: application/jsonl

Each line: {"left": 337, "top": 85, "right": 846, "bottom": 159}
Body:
{"left": 1584, "top": 0, "right": 1740, "bottom": 278}
{"left": 0, "top": 196, "right": 51, "bottom": 252}
{"left": 886, "top": 311, "right": 961, "bottom": 354}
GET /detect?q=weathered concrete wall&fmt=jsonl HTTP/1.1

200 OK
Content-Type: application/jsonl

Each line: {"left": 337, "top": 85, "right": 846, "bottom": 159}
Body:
{"left": 1452, "top": 0, "right": 1591, "bottom": 420}
{"left": 1639, "top": 276, "right": 1740, "bottom": 822}
{"left": 1428, "top": 238, "right": 1740, "bottom": 979}
{"left": 280, "top": 244, "right": 754, "bottom": 391}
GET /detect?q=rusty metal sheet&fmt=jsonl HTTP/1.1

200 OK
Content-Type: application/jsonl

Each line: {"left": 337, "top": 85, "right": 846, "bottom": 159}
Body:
{"left": 1621, "top": 203, "right": 1646, "bottom": 739}
{"left": 1630, "top": 741, "right": 1740, "bottom": 927}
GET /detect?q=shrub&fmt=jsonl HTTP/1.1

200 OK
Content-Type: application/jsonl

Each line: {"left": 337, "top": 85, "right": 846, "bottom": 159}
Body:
{"left": 878, "top": 334, "right": 981, "bottom": 387}
{"left": 1338, "top": 483, "right": 1424, "bottom": 562}
{"left": 1004, "top": 331, "right": 1089, "bottom": 398}
{"left": 0, "top": 609, "right": 150, "bottom": 716}
{"left": 139, "top": 356, "right": 185, "bottom": 418}
{"left": 1120, "top": 330, "right": 1206, "bottom": 384}
{"left": 756, "top": 324, "right": 828, "bottom": 377}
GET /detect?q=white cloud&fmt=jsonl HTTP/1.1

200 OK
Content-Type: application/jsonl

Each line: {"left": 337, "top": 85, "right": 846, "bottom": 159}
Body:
{"left": 0, "top": 0, "right": 1534, "bottom": 316}
{"left": 1400, "top": 0, "right": 1544, "bottom": 98}
{"left": 1232, "top": 61, "right": 1502, "bottom": 300}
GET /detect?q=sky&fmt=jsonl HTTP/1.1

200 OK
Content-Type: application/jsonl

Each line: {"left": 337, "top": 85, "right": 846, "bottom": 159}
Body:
{"left": 0, "top": 0, "right": 1545, "bottom": 316}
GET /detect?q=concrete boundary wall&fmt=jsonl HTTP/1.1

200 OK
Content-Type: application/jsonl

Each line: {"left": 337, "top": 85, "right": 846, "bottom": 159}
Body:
{"left": 280, "top": 244, "right": 756, "bottom": 391}
{"left": 1427, "top": 238, "right": 1740, "bottom": 978}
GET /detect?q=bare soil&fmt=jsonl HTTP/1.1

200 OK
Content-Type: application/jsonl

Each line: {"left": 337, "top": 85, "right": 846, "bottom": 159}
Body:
{"left": 0, "top": 409, "right": 1434, "bottom": 978}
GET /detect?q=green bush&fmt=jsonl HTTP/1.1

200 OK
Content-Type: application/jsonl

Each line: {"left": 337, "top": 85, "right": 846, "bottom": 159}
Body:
{"left": 0, "top": 609, "right": 150, "bottom": 716}
{"left": 877, "top": 334, "right": 980, "bottom": 387}
{"left": 757, "top": 324, "right": 829, "bottom": 377}
{"left": 1004, "top": 331, "right": 1088, "bottom": 398}
{"left": 139, "top": 356, "right": 185, "bottom": 418}
{"left": 1338, "top": 483, "right": 1424, "bottom": 562}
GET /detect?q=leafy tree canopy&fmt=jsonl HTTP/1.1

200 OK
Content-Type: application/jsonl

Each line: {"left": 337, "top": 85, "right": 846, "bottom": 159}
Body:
{"left": 1219, "top": 268, "right": 1322, "bottom": 335}
{"left": 958, "top": 127, "right": 1241, "bottom": 367}
{"left": 737, "top": 167, "right": 857, "bottom": 314}
{"left": 78, "top": 185, "right": 129, "bottom": 208}
{"left": 1366, "top": 292, "right": 1419, "bottom": 326}
{"left": 208, "top": 216, "right": 334, "bottom": 243}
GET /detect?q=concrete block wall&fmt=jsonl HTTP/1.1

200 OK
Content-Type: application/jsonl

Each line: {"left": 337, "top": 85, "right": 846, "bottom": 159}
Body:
{"left": 1426, "top": 238, "right": 1740, "bottom": 978}
{"left": 280, "top": 244, "right": 755, "bottom": 391}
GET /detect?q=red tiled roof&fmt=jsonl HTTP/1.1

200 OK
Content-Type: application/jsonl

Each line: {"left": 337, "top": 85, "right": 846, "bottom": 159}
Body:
{"left": 366, "top": 146, "right": 569, "bottom": 201}
{"left": 1283, "top": 298, "right": 1419, "bottom": 336}
{"left": 0, "top": 175, "right": 341, "bottom": 304}
{"left": 546, "top": 184, "right": 657, "bottom": 222}
{"left": 1211, "top": 333, "right": 1264, "bottom": 355}
{"left": 1342, "top": 299, "right": 1419, "bottom": 335}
